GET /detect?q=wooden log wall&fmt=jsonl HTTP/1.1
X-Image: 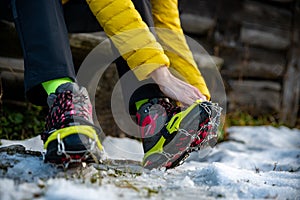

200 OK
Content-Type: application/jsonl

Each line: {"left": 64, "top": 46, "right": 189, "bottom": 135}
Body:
{"left": 0, "top": 0, "right": 299, "bottom": 130}
{"left": 180, "top": 0, "right": 299, "bottom": 126}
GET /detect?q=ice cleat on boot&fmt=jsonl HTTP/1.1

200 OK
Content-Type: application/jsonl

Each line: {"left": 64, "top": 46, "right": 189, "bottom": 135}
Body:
{"left": 41, "top": 82, "right": 103, "bottom": 168}
{"left": 136, "top": 98, "right": 221, "bottom": 170}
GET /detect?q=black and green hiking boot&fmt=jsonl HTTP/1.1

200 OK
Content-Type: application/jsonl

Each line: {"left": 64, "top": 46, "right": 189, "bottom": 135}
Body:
{"left": 41, "top": 82, "right": 103, "bottom": 167}
{"left": 136, "top": 98, "right": 222, "bottom": 170}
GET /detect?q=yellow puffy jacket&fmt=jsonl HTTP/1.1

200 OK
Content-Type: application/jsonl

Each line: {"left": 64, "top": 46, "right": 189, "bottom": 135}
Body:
{"left": 64, "top": 0, "right": 210, "bottom": 100}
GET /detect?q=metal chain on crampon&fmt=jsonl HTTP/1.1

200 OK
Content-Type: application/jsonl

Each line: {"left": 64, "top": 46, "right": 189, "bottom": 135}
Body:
{"left": 151, "top": 101, "right": 223, "bottom": 169}
{"left": 42, "top": 132, "right": 102, "bottom": 169}
{"left": 189, "top": 102, "right": 223, "bottom": 153}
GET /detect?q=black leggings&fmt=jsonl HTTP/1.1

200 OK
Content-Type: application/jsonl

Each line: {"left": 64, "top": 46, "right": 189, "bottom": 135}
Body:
{"left": 1, "top": 0, "right": 164, "bottom": 113}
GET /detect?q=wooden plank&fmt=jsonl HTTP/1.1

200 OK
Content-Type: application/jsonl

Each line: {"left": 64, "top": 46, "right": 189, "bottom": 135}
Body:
{"left": 228, "top": 80, "right": 281, "bottom": 116}
{"left": 280, "top": 54, "right": 300, "bottom": 126}
{"left": 0, "top": 71, "right": 24, "bottom": 101}
{"left": 220, "top": 45, "right": 286, "bottom": 79}
{"left": 180, "top": 14, "right": 215, "bottom": 35}
{"left": 241, "top": 0, "right": 292, "bottom": 31}
{"left": 239, "top": 0, "right": 292, "bottom": 50}
{"left": 193, "top": 53, "right": 224, "bottom": 70}
{"left": 0, "top": 56, "right": 24, "bottom": 73}
{"left": 240, "top": 26, "right": 290, "bottom": 50}
{"left": 280, "top": 1, "right": 300, "bottom": 126}
{"left": 179, "top": 0, "right": 218, "bottom": 37}
{"left": 222, "top": 60, "right": 285, "bottom": 79}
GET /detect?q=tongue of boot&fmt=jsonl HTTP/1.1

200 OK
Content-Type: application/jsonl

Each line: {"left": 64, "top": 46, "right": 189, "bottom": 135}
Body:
{"left": 46, "top": 82, "right": 80, "bottom": 108}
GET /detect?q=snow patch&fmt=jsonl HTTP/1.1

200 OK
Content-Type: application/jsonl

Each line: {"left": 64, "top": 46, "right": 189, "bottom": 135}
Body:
{"left": 0, "top": 126, "right": 299, "bottom": 199}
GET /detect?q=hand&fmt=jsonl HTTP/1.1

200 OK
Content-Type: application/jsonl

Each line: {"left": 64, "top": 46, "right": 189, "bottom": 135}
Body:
{"left": 150, "top": 66, "right": 207, "bottom": 106}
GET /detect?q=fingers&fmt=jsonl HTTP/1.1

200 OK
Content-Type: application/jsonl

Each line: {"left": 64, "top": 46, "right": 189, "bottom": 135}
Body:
{"left": 192, "top": 87, "right": 207, "bottom": 101}
{"left": 150, "top": 66, "right": 207, "bottom": 106}
{"left": 159, "top": 79, "right": 205, "bottom": 106}
{"left": 177, "top": 80, "right": 206, "bottom": 104}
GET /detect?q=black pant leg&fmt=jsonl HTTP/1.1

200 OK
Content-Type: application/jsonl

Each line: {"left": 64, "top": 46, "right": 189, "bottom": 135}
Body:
{"left": 11, "top": 0, "right": 76, "bottom": 105}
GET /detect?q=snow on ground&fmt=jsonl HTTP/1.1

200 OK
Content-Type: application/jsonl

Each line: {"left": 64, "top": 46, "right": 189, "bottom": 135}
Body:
{"left": 0, "top": 126, "right": 299, "bottom": 200}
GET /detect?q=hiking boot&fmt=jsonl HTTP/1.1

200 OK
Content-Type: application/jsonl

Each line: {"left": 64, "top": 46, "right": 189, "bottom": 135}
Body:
{"left": 41, "top": 82, "right": 103, "bottom": 167}
{"left": 136, "top": 98, "right": 220, "bottom": 170}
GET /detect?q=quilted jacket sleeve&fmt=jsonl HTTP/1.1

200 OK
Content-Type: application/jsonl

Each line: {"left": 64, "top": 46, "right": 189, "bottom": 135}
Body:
{"left": 86, "top": 0, "right": 170, "bottom": 80}
{"left": 150, "top": 0, "right": 210, "bottom": 100}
